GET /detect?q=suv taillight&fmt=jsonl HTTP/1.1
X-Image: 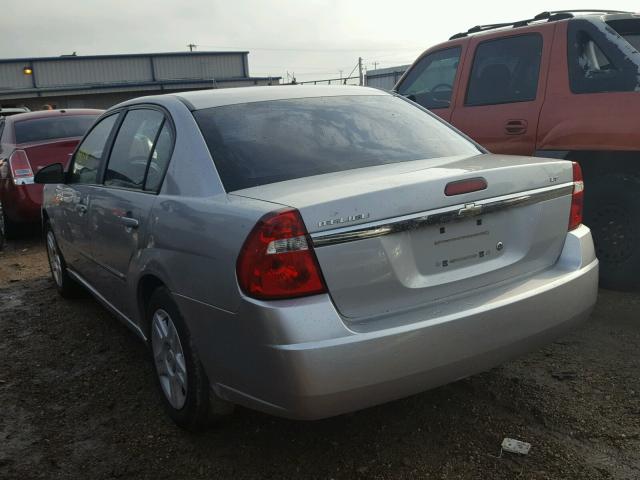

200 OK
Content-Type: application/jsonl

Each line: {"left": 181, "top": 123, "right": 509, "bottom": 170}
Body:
{"left": 9, "top": 149, "right": 34, "bottom": 185}
{"left": 569, "top": 161, "right": 584, "bottom": 231}
{"left": 236, "top": 208, "right": 327, "bottom": 300}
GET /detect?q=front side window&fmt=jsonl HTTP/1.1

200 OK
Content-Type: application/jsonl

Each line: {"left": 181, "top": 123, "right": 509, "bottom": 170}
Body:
{"left": 466, "top": 34, "right": 543, "bottom": 106}
{"left": 69, "top": 114, "right": 118, "bottom": 184}
{"left": 396, "top": 47, "right": 461, "bottom": 109}
{"left": 194, "top": 95, "right": 481, "bottom": 192}
{"left": 104, "top": 109, "right": 164, "bottom": 190}
{"left": 568, "top": 19, "right": 640, "bottom": 94}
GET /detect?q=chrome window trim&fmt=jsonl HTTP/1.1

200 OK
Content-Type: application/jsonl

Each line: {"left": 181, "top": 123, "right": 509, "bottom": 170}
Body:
{"left": 311, "top": 182, "right": 574, "bottom": 247}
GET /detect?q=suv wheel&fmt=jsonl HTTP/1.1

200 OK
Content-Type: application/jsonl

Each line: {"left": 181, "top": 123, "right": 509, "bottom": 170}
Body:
{"left": 147, "top": 287, "right": 233, "bottom": 431}
{"left": 585, "top": 175, "right": 640, "bottom": 290}
{"left": 44, "top": 223, "right": 83, "bottom": 298}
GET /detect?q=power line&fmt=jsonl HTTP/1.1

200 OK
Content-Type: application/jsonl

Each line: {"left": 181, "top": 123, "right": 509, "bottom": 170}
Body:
{"left": 195, "top": 43, "right": 423, "bottom": 53}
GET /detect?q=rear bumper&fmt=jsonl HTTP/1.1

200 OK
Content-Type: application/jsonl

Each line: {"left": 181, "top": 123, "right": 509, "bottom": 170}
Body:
{"left": 1, "top": 183, "right": 43, "bottom": 223}
{"left": 177, "top": 225, "right": 598, "bottom": 420}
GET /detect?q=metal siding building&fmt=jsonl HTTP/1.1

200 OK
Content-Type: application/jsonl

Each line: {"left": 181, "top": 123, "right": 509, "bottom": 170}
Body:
{"left": 365, "top": 65, "right": 409, "bottom": 91}
{"left": 0, "top": 51, "right": 279, "bottom": 109}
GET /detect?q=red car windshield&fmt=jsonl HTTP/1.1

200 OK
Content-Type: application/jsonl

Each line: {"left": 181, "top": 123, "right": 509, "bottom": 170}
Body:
{"left": 14, "top": 115, "right": 97, "bottom": 144}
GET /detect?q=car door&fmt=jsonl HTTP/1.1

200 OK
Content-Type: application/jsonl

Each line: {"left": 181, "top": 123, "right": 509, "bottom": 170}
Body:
{"left": 55, "top": 113, "right": 119, "bottom": 277}
{"left": 88, "top": 107, "right": 173, "bottom": 318}
{"left": 450, "top": 27, "right": 554, "bottom": 156}
{"left": 395, "top": 45, "right": 465, "bottom": 122}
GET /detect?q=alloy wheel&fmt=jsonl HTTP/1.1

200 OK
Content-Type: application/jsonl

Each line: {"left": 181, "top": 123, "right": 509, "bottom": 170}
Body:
{"left": 46, "top": 230, "right": 63, "bottom": 287}
{"left": 151, "top": 308, "right": 188, "bottom": 409}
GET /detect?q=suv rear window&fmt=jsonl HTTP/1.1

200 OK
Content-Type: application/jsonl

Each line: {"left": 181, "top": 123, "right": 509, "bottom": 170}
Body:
{"left": 607, "top": 18, "right": 640, "bottom": 51}
{"left": 193, "top": 95, "right": 480, "bottom": 192}
{"left": 14, "top": 115, "right": 97, "bottom": 144}
{"left": 568, "top": 19, "right": 640, "bottom": 94}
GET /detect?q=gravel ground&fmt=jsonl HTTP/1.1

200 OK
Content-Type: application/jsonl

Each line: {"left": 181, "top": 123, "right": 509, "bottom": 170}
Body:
{"left": 1, "top": 237, "right": 639, "bottom": 480}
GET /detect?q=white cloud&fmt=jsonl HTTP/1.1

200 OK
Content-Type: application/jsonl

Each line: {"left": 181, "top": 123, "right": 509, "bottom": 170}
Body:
{"left": 2, "top": 0, "right": 637, "bottom": 81}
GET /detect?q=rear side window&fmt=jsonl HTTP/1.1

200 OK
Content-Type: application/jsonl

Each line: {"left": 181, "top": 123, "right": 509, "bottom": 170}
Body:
{"left": 568, "top": 19, "right": 640, "bottom": 94}
{"left": 466, "top": 34, "right": 543, "bottom": 106}
{"left": 607, "top": 18, "right": 640, "bottom": 51}
{"left": 104, "top": 109, "right": 164, "bottom": 190}
{"left": 396, "top": 47, "right": 461, "bottom": 109}
{"left": 69, "top": 114, "right": 118, "bottom": 184}
{"left": 144, "top": 123, "right": 174, "bottom": 192}
{"left": 194, "top": 95, "right": 480, "bottom": 192}
{"left": 14, "top": 115, "right": 97, "bottom": 144}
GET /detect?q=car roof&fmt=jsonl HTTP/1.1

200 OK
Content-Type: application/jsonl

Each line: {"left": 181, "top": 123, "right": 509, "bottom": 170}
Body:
{"left": 5, "top": 108, "right": 103, "bottom": 124}
{"left": 119, "top": 85, "right": 388, "bottom": 111}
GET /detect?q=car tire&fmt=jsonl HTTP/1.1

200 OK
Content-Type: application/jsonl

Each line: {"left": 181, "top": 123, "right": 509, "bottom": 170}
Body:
{"left": 584, "top": 174, "right": 640, "bottom": 291}
{"left": 147, "top": 287, "right": 233, "bottom": 431}
{"left": 44, "top": 222, "right": 84, "bottom": 298}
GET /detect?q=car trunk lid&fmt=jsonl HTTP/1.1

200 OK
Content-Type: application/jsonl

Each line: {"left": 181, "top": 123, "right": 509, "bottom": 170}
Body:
{"left": 232, "top": 154, "right": 575, "bottom": 320}
{"left": 20, "top": 138, "right": 80, "bottom": 172}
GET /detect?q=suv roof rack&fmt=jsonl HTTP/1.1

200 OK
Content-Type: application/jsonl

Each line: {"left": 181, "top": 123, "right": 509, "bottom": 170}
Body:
{"left": 449, "top": 9, "right": 634, "bottom": 40}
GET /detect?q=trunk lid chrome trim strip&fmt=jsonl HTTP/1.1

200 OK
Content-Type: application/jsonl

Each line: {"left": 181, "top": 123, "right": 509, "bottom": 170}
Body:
{"left": 311, "top": 183, "right": 574, "bottom": 247}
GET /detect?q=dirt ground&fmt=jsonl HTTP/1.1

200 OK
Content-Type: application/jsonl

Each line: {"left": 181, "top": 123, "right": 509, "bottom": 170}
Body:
{"left": 0, "top": 237, "right": 639, "bottom": 480}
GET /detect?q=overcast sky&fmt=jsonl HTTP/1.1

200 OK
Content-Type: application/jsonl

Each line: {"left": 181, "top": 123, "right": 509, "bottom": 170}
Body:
{"left": 2, "top": 1, "right": 638, "bottom": 82}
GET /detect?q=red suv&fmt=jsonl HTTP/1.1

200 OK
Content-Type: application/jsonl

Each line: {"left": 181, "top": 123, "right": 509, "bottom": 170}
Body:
{"left": 0, "top": 109, "right": 101, "bottom": 244}
{"left": 396, "top": 10, "right": 640, "bottom": 290}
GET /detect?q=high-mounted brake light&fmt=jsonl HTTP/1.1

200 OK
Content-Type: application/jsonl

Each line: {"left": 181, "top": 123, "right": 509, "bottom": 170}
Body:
{"left": 445, "top": 177, "right": 488, "bottom": 196}
{"left": 569, "top": 161, "right": 584, "bottom": 231}
{"left": 236, "top": 208, "right": 327, "bottom": 300}
{"left": 9, "top": 149, "right": 34, "bottom": 185}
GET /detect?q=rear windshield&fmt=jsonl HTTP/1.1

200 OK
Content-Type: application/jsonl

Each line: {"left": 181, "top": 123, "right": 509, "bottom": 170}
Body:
{"left": 14, "top": 115, "right": 97, "bottom": 144}
{"left": 194, "top": 95, "right": 480, "bottom": 191}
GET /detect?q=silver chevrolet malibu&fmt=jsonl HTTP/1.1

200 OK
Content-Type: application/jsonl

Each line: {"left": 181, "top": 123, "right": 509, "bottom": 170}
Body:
{"left": 36, "top": 86, "right": 598, "bottom": 430}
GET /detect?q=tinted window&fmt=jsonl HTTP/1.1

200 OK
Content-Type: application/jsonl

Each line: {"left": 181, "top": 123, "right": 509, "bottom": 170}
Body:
{"left": 144, "top": 122, "right": 174, "bottom": 192}
{"left": 69, "top": 114, "right": 118, "bottom": 184}
{"left": 14, "top": 115, "right": 97, "bottom": 144}
{"left": 104, "top": 109, "right": 164, "bottom": 189}
{"left": 569, "top": 19, "right": 640, "bottom": 94}
{"left": 466, "top": 34, "right": 542, "bottom": 106}
{"left": 397, "top": 47, "right": 461, "bottom": 109}
{"left": 608, "top": 18, "right": 640, "bottom": 51}
{"left": 194, "top": 95, "right": 480, "bottom": 192}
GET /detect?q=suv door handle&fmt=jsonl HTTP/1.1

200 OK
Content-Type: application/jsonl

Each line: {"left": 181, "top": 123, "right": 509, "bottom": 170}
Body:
{"left": 119, "top": 216, "right": 139, "bottom": 229}
{"left": 504, "top": 119, "right": 528, "bottom": 135}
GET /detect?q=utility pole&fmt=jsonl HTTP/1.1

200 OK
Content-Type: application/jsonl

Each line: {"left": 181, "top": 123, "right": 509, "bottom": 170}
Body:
{"left": 372, "top": 61, "right": 378, "bottom": 71}
{"left": 358, "top": 57, "right": 363, "bottom": 86}
{"left": 187, "top": 43, "right": 197, "bottom": 52}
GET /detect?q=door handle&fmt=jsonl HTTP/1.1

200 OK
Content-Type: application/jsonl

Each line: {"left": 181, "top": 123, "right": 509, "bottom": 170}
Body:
{"left": 119, "top": 216, "right": 139, "bottom": 229}
{"left": 504, "top": 119, "right": 528, "bottom": 135}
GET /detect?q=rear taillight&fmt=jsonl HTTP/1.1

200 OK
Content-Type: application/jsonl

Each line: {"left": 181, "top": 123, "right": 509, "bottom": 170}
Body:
{"left": 569, "top": 161, "right": 584, "bottom": 231}
{"left": 9, "top": 150, "right": 34, "bottom": 185}
{"left": 236, "top": 208, "right": 327, "bottom": 300}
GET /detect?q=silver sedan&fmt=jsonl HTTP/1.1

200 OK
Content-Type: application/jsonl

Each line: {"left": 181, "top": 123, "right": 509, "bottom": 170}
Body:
{"left": 37, "top": 86, "right": 598, "bottom": 430}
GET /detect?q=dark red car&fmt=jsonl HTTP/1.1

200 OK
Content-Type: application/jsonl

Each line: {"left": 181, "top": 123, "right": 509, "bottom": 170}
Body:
{"left": 0, "top": 109, "right": 101, "bottom": 244}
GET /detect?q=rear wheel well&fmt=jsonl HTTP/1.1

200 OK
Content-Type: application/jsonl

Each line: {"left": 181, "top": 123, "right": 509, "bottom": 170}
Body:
{"left": 42, "top": 210, "right": 50, "bottom": 233}
{"left": 138, "top": 275, "right": 166, "bottom": 336}
{"left": 567, "top": 151, "right": 640, "bottom": 186}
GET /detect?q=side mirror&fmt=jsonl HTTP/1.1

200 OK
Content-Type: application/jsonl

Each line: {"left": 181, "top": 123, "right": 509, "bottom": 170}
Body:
{"left": 34, "top": 163, "right": 65, "bottom": 184}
